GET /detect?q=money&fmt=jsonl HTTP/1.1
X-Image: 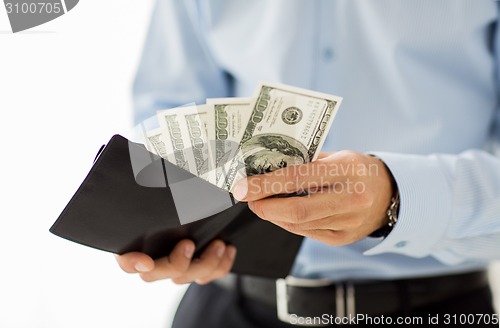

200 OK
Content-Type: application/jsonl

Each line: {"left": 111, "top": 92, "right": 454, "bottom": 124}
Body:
{"left": 182, "top": 105, "right": 214, "bottom": 183}
{"left": 155, "top": 108, "right": 194, "bottom": 174}
{"left": 222, "top": 82, "right": 342, "bottom": 191}
{"left": 206, "top": 98, "right": 252, "bottom": 187}
{"left": 145, "top": 128, "right": 168, "bottom": 158}
{"left": 157, "top": 105, "right": 214, "bottom": 183}
{"left": 140, "top": 82, "right": 342, "bottom": 192}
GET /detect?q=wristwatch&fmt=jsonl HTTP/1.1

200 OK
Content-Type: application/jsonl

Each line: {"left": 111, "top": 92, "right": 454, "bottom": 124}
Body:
{"left": 369, "top": 188, "right": 400, "bottom": 238}
{"left": 367, "top": 154, "right": 400, "bottom": 238}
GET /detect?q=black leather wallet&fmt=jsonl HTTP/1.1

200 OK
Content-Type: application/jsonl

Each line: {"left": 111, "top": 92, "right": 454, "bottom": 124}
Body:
{"left": 50, "top": 135, "right": 304, "bottom": 278}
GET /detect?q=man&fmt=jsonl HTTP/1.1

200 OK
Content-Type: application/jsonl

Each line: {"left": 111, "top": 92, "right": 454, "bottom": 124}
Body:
{"left": 117, "top": 1, "right": 500, "bottom": 327}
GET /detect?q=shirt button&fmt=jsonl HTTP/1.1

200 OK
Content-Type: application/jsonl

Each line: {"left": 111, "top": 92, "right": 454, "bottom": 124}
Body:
{"left": 395, "top": 241, "right": 408, "bottom": 248}
{"left": 323, "top": 47, "right": 334, "bottom": 61}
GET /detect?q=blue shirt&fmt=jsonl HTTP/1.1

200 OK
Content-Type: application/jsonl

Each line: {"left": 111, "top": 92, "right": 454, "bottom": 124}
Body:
{"left": 133, "top": 0, "right": 500, "bottom": 280}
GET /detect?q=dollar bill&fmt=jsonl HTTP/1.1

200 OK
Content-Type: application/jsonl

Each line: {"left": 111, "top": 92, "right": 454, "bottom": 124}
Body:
{"left": 206, "top": 98, "right": 252, "bottom": 187}
{"left": 156, "top": 108, "right": 194, "bottom": 174}
{"left": 145, "top": 128, "right": 170, "bottom": 158}
{"left": 182, "top": 105, "right": 214, "bottom": 183}
{"left": 223, "top": 82, "right": 342, "bottom": 191}
{"left": 157, "top": 105, "right": 214, "bottom": 183}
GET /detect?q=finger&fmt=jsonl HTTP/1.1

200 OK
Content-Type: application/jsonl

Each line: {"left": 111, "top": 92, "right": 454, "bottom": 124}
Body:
{"left": 195, "top": 245, "right": 237, "bottom": 285}
{"left": 304, "top": 229, "right": 354, "bottom": 246}
{"left": 115, "top": 252, "right": 154, "bottom": 273}
{"left": 139, "top": 239, "right": 195, "bottom": 282}
{"left": 266, "top": 215, "right": 346, "bottom": 236}
{"left": 269, "top": 221, "right": 353, "bottom": 246}
{"left": 317, "top": 152, "right": 335, "bottom": 160}
{"left": 232, "top": 159, "right": 337, "bottom": 201}
{"left": 248, "top": 189, "right": 354, "bottom": 224}
{"left": 171, "top": 240, "right": 226, "bottom": 284}
{"left": 289, "top": 213, "right": 364, "bottom": 231}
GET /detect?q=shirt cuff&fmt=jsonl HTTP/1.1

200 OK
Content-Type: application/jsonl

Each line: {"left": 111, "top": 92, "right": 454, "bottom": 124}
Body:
{"left": 363, "top": 152, "right": 452, "bottom": 258}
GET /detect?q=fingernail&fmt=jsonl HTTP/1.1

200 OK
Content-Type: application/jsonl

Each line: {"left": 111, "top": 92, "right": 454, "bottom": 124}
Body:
{"left": 216, "top": 245, "right": 225, "bottom": 258}
{"left": 232, "top": 180, "right": 247, "bottom": 200}
{"left": 228, "top": 247, "right": 237, "bottom": 260}
{"left": 184, "top": 244, "right": 195, "bottom": 258}
{"left": 134, "top": 262, "right": 149, "bottom": 273}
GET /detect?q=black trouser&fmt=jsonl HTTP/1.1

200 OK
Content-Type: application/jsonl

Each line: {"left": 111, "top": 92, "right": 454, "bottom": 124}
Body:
{"left": 172, "top": 278, "right": 498, "bottom": 327}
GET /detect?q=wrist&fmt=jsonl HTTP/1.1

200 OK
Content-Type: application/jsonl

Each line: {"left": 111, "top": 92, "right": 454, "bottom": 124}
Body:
{"left": 368, "top": 154, "right": 400, "bottom": 238}
{"left": 369, "top": 190, "right": 400, "bottom": 238}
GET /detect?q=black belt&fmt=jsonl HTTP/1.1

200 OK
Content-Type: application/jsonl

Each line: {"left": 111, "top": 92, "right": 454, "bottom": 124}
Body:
{"left": 215, "top": 271, "right": 489, "bottom": 326}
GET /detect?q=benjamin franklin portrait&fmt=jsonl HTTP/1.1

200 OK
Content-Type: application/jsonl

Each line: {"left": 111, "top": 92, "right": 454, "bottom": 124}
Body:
{"left": 241, "top": 134, "right": 308, "bottom": 176}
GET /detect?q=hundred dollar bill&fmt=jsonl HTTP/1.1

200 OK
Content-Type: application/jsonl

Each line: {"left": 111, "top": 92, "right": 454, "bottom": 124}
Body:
{"left": 206, "top": 98, "right": 252, "bottom": 187}
{"left": 145, "top": 127, "right": 192, "bottom": 172}
{"left": 182, "top": 105, "right": 215, "bottom": 183}
{"left": 157, "top": 105, "right": 215, "bottom": 183}
{"left": 145, "top": 128, "right": 170, "bottom": 159}
{"left": 156, "top": 108, "right": 195, "bottom": 174}
{"left": 223, "top": 82, "right": 342, "bottom": 191}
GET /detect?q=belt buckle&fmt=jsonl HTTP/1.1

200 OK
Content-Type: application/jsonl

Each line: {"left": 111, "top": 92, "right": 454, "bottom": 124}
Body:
{"left": 276, "top": 276, "right": 356, "bottom": 326}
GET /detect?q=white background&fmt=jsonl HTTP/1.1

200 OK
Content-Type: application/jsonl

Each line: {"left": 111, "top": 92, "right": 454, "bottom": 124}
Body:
{"left": 0, "top": 1, "right": 188, "bottom": 328}
{"left": 0, "top": 1, "right": 498, "bottom": 328}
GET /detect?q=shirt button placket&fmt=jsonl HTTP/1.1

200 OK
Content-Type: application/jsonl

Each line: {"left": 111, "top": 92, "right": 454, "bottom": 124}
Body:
{"left": 315, "top": 0, "right": 337, "bottom": 92}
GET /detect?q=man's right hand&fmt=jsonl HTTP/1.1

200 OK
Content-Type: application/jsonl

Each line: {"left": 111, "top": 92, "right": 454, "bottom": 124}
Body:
{"left": 115, "top": 239, "right": 237, "bottom": 285}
